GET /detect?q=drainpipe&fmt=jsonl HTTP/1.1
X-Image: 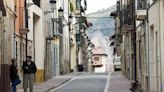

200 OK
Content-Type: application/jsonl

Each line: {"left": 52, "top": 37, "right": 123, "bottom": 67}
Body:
{"left": 13, "top": 14, "right": 17, "bottom": 59}
{"left": 132, "top": 0, "right": 137, "bottom": 82}
{"left": 129, "top": 0, "right": 138, "bottom": 91}
{"left": 24, "top": 0, "right": 28, "bottom": 58}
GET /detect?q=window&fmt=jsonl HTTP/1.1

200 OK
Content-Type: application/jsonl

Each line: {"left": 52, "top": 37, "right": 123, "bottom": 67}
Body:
{"left": 137, "top": 0, "right": 147, "bottom": 10}
{"left": 76, "top": 0, "right": 81, "bottom": 10}
{"left": 94, "top": 57, "right": 99, "bottom": 61}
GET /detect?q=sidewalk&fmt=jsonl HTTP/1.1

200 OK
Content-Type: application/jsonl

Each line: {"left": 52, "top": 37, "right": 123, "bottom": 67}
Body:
{"left": 109, "top": 71, "right": 131, "bottom": 92}
{"left": 17, "top": 72, "right": 83, "bottom": 92}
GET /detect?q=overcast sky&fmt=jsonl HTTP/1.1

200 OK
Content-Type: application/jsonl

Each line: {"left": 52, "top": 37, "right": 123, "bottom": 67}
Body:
{"left": 86, "top": 0, "right": 117, "bottom": 14}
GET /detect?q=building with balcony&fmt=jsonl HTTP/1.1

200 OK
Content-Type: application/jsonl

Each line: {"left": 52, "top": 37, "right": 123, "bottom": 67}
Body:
{"left": 112, "top": 0, "right": 139, "bottom": 91}
{"left": 26, "top": 0, "right": 45, "bottom": 83}
{"left": 69, "top": 0, "right": 78, "bottom": 72}
{"left": 114, "top": 0, "right": 164, "bottom": 92}
{"left": 117, "top": 0, "right": 135, "bottom": 81}
{"left": 135, "top": 0, "right": 148, "bottom": 92}
{"left": 136, "top": 0, "right": 147, "bottom": 20}
{"left": 146, "top": 0, "right": 164, "bottom": 91}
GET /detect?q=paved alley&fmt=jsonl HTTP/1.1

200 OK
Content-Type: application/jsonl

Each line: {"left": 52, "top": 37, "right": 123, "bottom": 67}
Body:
{"left": 17, "top": 72, "right": 83, "bottom": 92}
{"left": 50, "top": 73, "right": 108, "bottom": 92}
{"left": 17, "top": 72, "right": 131, "bottom": 92}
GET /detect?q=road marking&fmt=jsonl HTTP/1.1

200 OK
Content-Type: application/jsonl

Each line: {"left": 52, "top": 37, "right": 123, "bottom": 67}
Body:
{"left": 50, "top": 77, "right": 76, "bottom": 92}
{"left": 104, "top": 72, "right": 111, "bottom": 92}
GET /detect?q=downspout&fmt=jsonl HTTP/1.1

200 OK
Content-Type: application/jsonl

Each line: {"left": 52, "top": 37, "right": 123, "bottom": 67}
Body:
{"left": 24, "top": 0, "right": 28, "bottom": 58}
{"left": 146, "top": 5, "right": 150, "bottom": 92}
{"left": 159, "top": 0, "right": 163, "bottom": 91}
{"left": 14, "top": 14, "right": 16, "bottom": 59}
{"left": 132, "top": 0, "right": 137, "bottom": 81}
{"left": 68, "top": 0, "right": 71, "bottom": 72}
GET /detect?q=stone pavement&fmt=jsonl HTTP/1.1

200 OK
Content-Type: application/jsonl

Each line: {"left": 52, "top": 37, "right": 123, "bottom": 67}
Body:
{"left": 109, "top": 71, "right": 131, "bottom": 92}
{"left": 17, "top": 72, "right": 83, "bottom": 92}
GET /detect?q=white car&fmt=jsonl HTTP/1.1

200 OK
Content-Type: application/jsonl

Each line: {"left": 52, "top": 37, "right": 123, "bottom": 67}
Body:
{"left": 113, "top": 56, "right": 121, "bottom": 71}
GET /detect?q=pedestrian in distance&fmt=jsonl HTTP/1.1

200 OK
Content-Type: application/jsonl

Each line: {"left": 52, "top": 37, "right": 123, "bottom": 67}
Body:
{"left": 10, "top": 58, "right": 21, "bottom": 92}
{"left": 22, "top": 56, "right": 37, "bottom": 92}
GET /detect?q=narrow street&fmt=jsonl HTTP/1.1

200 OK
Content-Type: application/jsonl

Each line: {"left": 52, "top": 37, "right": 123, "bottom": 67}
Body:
{"left": 2, "top": 0, "right": 164, "bottom": 92}
{"left": 17, "top": 71, "right": 130, "bottom": 92}
{"left": 50, "top": 73, "right": 108, "bottom": 92}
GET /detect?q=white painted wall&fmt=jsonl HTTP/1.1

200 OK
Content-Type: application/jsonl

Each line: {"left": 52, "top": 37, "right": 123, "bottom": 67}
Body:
{"left": 28, "top": 4, "right": 45, "bottom": 70}
{"left": 148, "top": 2, "right": 161, "bottom": 92}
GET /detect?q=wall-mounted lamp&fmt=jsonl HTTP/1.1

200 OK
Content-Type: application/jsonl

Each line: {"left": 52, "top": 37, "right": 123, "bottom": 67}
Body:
{"left": 58, "top": 7, "right": 64, "bottom": 18}
{"left": 68, "top": 14, "right": 73, "bottom": 24}
{"left": 49, "top": 0, "right": 56, "bottom": 11}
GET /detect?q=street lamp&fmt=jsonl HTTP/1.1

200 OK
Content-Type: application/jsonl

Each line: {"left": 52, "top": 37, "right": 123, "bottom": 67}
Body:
{"left": 49, "top": 0, "right": 56, "bottom": 11}
{"left": 58, "top": 7, "right": 64, "bottom": 18}
{"left": 68, "top": 14, "right": 73, "bottom": 24}
{"left": 49, "top": 1, "right": 74, "bottom": 73}
{"left": 68, "top": 14, "right": 73, "bottom": 33}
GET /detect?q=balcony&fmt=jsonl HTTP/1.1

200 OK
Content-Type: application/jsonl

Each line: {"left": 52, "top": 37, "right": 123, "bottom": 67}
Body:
{"left": 136, "top": 0, "right": 147, "bottom": 20}
{"left": 121, "top": 5, "right": 133, "bottom": 25}
{"left": 122, "top": 24, "right": 133, "bottom": 35}
{"left": 136, "top": 10, "right": 147, "bottom": 20}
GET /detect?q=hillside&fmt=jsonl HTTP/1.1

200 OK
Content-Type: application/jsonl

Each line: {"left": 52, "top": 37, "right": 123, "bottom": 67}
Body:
{"left": 86, "top": 5, "right": 116, "bottom": 38}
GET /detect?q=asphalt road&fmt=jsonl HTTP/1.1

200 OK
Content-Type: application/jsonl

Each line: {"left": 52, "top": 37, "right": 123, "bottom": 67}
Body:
{"left": 50, "top": 73, "right": 108, "bottom": 92}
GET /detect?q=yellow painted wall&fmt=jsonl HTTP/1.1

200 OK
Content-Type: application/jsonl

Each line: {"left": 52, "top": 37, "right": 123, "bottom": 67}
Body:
{"left": 35, "top": 69, "right": 44, "bottom": 83}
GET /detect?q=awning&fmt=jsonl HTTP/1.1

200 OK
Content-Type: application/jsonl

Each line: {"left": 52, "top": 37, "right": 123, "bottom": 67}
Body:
{"left": 0, "top": 0, "right": 6, "bottom": 16}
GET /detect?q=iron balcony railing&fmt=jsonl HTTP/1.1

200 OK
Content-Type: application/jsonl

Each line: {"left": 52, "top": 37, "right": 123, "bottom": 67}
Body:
{"left": 120, "top": 4, "right": 133, "bottom": 26}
